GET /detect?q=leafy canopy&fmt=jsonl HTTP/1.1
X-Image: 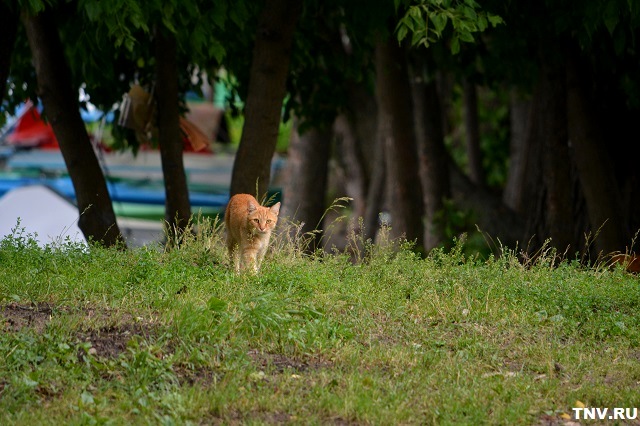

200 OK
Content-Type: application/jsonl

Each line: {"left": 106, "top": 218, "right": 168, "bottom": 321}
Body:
{"left": 395, "top": 0, "right": 503, "bottom": 53}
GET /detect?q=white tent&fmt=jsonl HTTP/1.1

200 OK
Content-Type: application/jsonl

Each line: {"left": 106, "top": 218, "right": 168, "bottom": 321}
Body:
{"left": 0, "top": 184, "right": 86, "bottom": 247}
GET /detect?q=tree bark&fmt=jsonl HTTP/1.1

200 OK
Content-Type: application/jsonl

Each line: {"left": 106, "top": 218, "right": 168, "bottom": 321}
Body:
{"left": 537, "top": 57, "right": 574, "bottom": 252}
{"left": 281, "top": 119, "right": 332, "bottom": 251}
{"left": 462, "top": 79, "right": 485, "bottom": 187}
{"left": 449, "top": 159, "right": 525, "bottom": 250}
{"left": 346, "top": 84, "right": 378, "bottom": 178}
{"left": 363, "top": 129, "right": 386, "bottom": 242}
{"left": 0, "top": 1, "right": 18, "bottom": 100}
{"left": 155, "top": 28, "right": 191, "bottom": 243}
{"left": 23, "top": 10, "right": 125, "bottom": 247}
{"left": 411, "top": 71, "right": 451, "bottom": 251}
{"left": 375, "top": 39, "right": 424, "bottom": 248}
{"left": 230, "top": 0, "right": 301, "bottom": 198}
{"left": 520, "top": 85, "right": 547, "bottom": 252}
{"left": 503, "top": 91, "right": 531, "bottom": 212}
{"left": 347, "top": 82, "right": 386, "bottom": 241}
{"left": 566, "top": 48, "right": 628, "bottom": 255}
{"left": 333, "top": 113, "right": 368, "bottom": 220}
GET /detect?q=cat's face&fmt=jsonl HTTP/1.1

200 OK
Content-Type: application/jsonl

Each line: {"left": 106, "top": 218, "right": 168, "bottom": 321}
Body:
{"left": 248, "top": 202, "right": 280, "bottom": 234}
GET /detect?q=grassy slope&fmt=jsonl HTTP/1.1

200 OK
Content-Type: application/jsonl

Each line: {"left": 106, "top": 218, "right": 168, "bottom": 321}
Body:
{"left": 0, "top": 222, "right": 639, "bottom": 425}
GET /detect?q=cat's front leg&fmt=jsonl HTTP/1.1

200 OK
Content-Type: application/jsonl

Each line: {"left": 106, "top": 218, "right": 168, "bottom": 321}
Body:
{"left": 255, "top": 245, "right": 268, "bottom": 272}
{"left": 227, "top": 245, "right": 241, "bottom": 273}
{"left": 241, "top": 249, "right": 259, "bottom": 273}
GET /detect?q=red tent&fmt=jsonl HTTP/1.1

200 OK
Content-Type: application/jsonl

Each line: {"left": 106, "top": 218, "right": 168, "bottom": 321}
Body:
{"left": 5, "top": 101, "right": 59, "bottom": 149}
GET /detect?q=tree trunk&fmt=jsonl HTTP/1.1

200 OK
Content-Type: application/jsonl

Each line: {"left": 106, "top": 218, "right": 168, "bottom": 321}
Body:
{"left": 566, "top": 48, "right": 628, "bottom": 255}
{"left": 155, "top": 28, "right": 191, "bottom": 243}
{"left": 520, "top": 86, "right": 547, "bottom": 252}
{"left": 363, "top": 129, "right": 386, "bottom": 242}
{"left": 449, "top": 159, "right": 525, "bottom": 250}
{"left": 537, "top": 57, "right": 574, "bottom": 252}
{"left": 333, "top": 113, "right": 368, "bottom": 220}
{"left": 342, "top": 82, "right": 378, "bottom": 239}
{"left": 0, "top": 1, "right": 18, "bottom": 100}
{"left": 23, "top": 10, "right": 125, "bottom": 247}
{"left": 230, "top": 0, "right": 301, "bottom": 198}
{"left": 463, "top": 79, "right": 485, "bottom": 187}
{"left": 411, "top": 70, "right": 450, "bottom": 251}
{"left": 281, "top": 119, "right": 331, "bottom": 251}
{"left": 346, "top": 84, "right": 378, "bottom": 179}
{"left": 503, "top": 91, "right": 531, "bottom": 212}
{"left": 375, "top": 39, "right": 424, "bottom": 248}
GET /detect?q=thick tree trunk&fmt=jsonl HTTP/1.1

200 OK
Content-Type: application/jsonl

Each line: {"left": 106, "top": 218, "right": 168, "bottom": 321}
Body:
{"left": 155, "top": 28, "right": 191, "bottom": 242}
{"left": 333, "top": 113, "right": 368, "bottom": 220}
{"left": 363, "top": 130, "right": 386, "bottom": 242}
{"left": 463, "top": 79, "right": 485, "bottom": 187}
{"left": 340, "top": 82, "right": 378, "bottom": 239}
{"left": 566, "top": 49, "right": 628, "bottom": 255}
{"left": 538, "top": 57, "right": 574, "bottom": 252}
{"left": 346, "top": 85, "right": 378, "bottom": 178}
{"left": 503, "top": 91, "right": 531, "bottom": 212}
{"left": 23, "top": 10, "right": 125, "bottom": 247}
{"left": 230, "top": 0, "right": 301, "bottom": 198}
{"left": 281, "top": 119, "right": 331, "bottom": 251}
{"left": 0, "top": 2, "right": 18, "bottom": 100}
{"left": 411, "top": 72, "right": 451, "bottom": 251}
{"left": 375, "top": 39, "right": 424, "bottom": 248}
{"left": 520, "top": 88, "right": 547, "bottom": 251}
{"left": 449, "top": 159, "right": 525, "bottom": 250}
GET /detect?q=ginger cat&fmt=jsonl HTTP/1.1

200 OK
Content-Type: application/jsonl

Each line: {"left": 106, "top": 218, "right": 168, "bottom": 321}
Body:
{"left": 225, "top": 193, "right": 281, "bottom": 273}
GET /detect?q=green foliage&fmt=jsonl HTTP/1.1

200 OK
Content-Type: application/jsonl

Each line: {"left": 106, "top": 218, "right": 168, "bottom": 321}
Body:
{"left": 396, "top": 0, "right": 504, "bottom": 53}
{"left": 77, "top": 0, "right": 149, "bottom": 52}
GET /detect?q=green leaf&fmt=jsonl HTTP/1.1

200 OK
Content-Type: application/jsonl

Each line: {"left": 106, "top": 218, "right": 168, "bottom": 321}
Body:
{"left": 451, "top": 36, "right": 460, "bottom": 54}
{"left": 430, "top": 12, "right": 448, "bottom": 34}
{"left": 411, "top": 29, "right": 424, "bottom": 46}
{"left": 27, "top": 0, "right": 46, "bottom": 14}
{"left": 603, "top": 1, "right": 619, "bottom": 35}
{"left": 458, "top": 30, "right": 475, "bottom": 43}
{"left": 162, "top": 16, "right": 177, "bottom": 34}
{"left": 83, "top": 2, "right": 102, "bottom": 21}
{"left": 477, "top": 15, "right": 488, "bottom": 32}
{"left": 397, "top": 24, "right": 409, "bottom": 42}
{"left": 403, "top": 14, "right": 416, "bottom": 32}
{"left": 207, "top": 296, "right": 228, "bottom": 312}
{"left": 211, "top": 3, "right": 228, "bottom": 30}
{"left": 488, "top": 14, "right": 504, "bottom": 27}
{"left": 460, "top": 5, "right": 477, "bottom": 21}
{"left": 209, "top": 41, "right": 226, "bottom": 63}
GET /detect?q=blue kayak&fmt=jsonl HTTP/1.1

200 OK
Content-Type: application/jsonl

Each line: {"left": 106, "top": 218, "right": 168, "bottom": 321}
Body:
{"left": 0, "top": 175, "right": 229, "bottom": 208}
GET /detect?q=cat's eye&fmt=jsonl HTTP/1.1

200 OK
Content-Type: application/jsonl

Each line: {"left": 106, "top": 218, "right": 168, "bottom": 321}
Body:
{"left": 266, "top": 220, "right": 272, "bottom": 224}
{"left": 253, "top": 218, "right": 260, "bottom": 223}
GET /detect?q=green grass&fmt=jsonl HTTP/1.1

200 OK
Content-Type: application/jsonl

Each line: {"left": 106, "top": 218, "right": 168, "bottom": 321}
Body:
{"left": 1, "top": 220, "right": 639, "bottom": 425}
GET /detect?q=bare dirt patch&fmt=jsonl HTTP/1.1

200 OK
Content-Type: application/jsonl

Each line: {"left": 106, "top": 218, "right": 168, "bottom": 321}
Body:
{"left": 77, "top": 323, "right": 155, "bottom": 359}
{"left": 173, "top": 364, "right": 220, "bottom": 386}
{"left": 0, "top": 303, "right": 158, "bottom": 359}
{"left": 0, "top": 302, "right": 56, "bottom": 333}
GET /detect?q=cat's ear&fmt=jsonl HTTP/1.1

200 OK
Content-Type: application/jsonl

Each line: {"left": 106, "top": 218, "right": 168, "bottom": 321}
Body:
{"left": 270, "top": 202, "right": 281, "bottom": 216}
{"left": 247, "top": 201, "right": 258, "bottom": 213}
